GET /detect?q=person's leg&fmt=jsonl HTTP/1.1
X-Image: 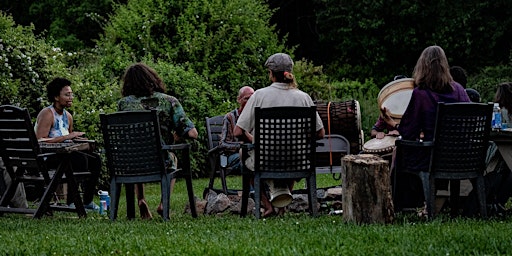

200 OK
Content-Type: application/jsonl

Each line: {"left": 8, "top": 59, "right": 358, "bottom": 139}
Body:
{"left": 157, "top": 178, "right": 176, "bottom": 217}
{"left": 81, "top": 153, "right": 101, "bottom": 209}
{"left": 136, "top": 183, "right": 152, "bottom": 219}
{"left": 2, "top": 162, "right": 28, "bottom": 208}
{"left": 260, "top": 179, "right": 274, "bottom": 217}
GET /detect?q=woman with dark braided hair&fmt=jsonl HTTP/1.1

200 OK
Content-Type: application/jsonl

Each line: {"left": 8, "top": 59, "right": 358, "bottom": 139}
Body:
{"left": 118, "top": 62, "right": 198, "bottom": 219}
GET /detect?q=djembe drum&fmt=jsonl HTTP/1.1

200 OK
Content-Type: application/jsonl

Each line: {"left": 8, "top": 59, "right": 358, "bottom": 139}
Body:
{"left": 362, "top": 136, "right": 397, "bottom": 156}
{"left": 316, "top": 100, "right": 363, "bottom": 154}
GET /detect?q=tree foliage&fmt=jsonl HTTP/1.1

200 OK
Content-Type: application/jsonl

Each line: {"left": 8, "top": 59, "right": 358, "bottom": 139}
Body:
{"left": 100, "top": 0, "right": 289, "bottom": 94}
{"left": 0, "top": 0, "right": 121, "bottom": 51}
{"left": 312, "top": 0, "right": 512, "bottom": 86}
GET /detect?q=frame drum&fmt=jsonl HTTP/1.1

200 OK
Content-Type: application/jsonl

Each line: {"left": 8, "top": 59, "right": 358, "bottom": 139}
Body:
{"left": 378, "top": 78, "right": 415, "bottom": 122}
{"left": 362, "top": 136, "right": 397, "bottom": 155}
{"left": 316, "top": 100, "right": 363, "bottom": 154}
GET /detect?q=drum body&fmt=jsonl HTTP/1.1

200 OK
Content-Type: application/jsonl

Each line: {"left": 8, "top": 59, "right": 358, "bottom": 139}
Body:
{"left": 362, "top": 136, "right": 397, "bottom": 155}
{"left": 316, "top": 100, "right": 363, "bottom": 154}
{"left": 378, "top": 78, "right": 415, "bottom": 123}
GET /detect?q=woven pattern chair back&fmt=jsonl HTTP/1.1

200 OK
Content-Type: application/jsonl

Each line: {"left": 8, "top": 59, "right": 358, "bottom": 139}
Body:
{"left": 431, "top": 102, "right": 493, "bottom": 173}
{"left": 254, "top": 106, "right": 317, "bottom": 173}
{"left": 101, "top": 110, "right": 165, "bottom": 178}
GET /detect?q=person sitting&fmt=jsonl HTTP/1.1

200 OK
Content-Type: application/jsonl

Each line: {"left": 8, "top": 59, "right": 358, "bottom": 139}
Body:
{"left": 450, "top": 65, "right": 481, "bottom": 103}
{"left": 234, "top": 53, "right": 325, "bottom": 217}
{"left": 465, "top": 82, "right": 512, "bottom": 216}
{"left": 381, "top": 46, "right": 470, "bottom": 213}
{"left": 34, "top": 77, "right": 101, "bottom": 211}
{"left": 118, "top": 62, "right": 198, "bottom": 219}
{"left": 217, "top": 86, "right": 254, "bottom": 175}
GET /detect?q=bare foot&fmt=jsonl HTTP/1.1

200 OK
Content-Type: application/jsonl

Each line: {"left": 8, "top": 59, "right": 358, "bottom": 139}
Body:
{"left": 262, "top": 207, "right": 275, "bottom": 218}
{"left": 138, "top": 199, "right": 152, "bottom": 220}
{"left": 157, "top": 203, "right": 164, "bottom": 217}
{"left": 277, "top": 207, "right": 286, "bottom": 216}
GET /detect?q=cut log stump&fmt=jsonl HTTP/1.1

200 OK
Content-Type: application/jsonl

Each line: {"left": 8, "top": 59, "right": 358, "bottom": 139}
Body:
{"left": 342, "top": 154, "right": 394, "bottom": 224}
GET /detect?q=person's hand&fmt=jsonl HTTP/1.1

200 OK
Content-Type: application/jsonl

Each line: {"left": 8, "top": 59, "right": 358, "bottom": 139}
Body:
{"left": 387, "top": 130, "right": 400, "bottom": 136}
{"left": 376, "top": 132, "right": 385, "bottom": 139}
{"left": 380, "top": 107, "right": 398, "bottom": 127}
{"left": 69, "top": 131, "right": 85, "bottom": 139}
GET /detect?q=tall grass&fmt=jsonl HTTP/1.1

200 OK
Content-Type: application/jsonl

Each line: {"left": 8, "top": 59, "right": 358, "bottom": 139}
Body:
{"left": 1, "top": 176, "right": 512, "bottom": 255}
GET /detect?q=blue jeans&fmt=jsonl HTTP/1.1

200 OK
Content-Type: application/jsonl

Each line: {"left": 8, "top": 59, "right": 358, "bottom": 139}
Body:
{"left": 227, "top": 153, "right": 241, "bottom": 174}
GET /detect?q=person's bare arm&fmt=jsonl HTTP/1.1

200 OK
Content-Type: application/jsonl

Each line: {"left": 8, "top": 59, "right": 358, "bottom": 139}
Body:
{"left": 316, "top": 128, "right": 325, "bottom": 139}
{"left": 234, "top": 125, "right": 253, "bottom": 143}
{"left": 35, "top": 109, "right": 84, "bottom": 143}
{"left": 187, "top": 128, "right": 198, "bottom": 139}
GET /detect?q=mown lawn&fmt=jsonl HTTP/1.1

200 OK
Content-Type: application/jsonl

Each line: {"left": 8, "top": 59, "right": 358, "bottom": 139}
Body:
{"left": 1, "top": 175, "right": 511, "bottom": 255}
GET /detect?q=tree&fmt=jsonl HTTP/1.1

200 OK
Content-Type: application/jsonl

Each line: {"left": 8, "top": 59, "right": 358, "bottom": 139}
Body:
{"left": 100, "top": 0, "right": 289, "bottom": 95}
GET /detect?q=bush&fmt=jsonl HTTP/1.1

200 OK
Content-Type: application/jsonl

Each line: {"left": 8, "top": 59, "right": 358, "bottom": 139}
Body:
{"left": 0, "top": 12, "right": 69, "bottom": 116}
{"left": 100, "top": 0, "right": 289, "bottom": 94}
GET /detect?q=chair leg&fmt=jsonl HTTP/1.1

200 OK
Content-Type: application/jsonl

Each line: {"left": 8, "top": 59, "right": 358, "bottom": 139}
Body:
{"left": 161, "top": 175, "right": 171, "bottom": 221}
{"left": 476, "top": 175, "right": 487, "bottom": 218}
{"left": 207, "top": 155, "right": 217, "bottom": 191}
{"left": 423, "top": 172, "right": 435, "bottom": 219}
{"left": 184, "top": 175, "right": 197, "bottom": 218}
{"left": 254, "top": 175, "right": 261, "bottom": 219}
{"left": 220, "top": 168, "right": 228, "bottom": 195}
{"left": 307, "top": 175, "right": 318, "bottom": 217}
{"left": 109, "top": 180, "right": 121, "bottom": 221}
{"left": 450, "top": 180, "right": 461, "bottom": 217}
{"left": 125, "top": 184, "right": 135, "bottom": 220}
{"left": 240, "top": 172, "right": 251, "bottom": 217}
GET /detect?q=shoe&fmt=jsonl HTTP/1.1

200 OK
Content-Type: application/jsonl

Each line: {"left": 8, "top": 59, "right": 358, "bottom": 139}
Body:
{"left": 84, "top": 202, "right": 100, "bottom": 212}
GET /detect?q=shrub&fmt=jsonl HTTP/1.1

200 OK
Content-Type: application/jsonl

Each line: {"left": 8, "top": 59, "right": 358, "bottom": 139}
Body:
{"left": 0, "top": 12, "right": 68, "bottom": 116}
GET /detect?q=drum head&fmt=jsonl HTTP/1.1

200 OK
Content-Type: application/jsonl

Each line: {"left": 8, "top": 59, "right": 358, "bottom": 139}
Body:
{"left": 378, "top": 78, "right": 414, "bottom": 119}
{"left": 363, "top": 136, "right": 397, "bottom": 153}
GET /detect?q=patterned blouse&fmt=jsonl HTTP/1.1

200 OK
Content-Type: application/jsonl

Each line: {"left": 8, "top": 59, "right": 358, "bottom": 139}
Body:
{"left": 117, "top": 92, "right": 195, "bottom": 145}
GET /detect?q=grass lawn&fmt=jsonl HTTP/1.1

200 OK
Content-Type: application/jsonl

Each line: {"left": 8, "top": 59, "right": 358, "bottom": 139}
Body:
{"left": 1, "top": 175, "right": 512, "bottom": 255}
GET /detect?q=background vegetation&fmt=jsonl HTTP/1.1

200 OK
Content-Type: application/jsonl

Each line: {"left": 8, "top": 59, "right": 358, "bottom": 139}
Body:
{"left": 1, "top": 1, "right": 512, "bottom": 182}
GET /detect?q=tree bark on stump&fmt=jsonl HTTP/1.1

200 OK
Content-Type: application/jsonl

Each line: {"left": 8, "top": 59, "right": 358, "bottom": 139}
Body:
{"left": 342, "top": 154, "right": 394, "bottom": 224}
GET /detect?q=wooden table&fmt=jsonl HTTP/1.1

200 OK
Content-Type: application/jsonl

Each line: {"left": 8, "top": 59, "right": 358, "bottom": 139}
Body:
{"left": 36, "top": 142, "right": 93, "bottom": 218}
{"left": 490, "top": 128, "right": 512, "bottom": 171}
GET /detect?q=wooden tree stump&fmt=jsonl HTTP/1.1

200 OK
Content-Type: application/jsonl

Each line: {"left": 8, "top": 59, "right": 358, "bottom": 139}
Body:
{"left": 341, "top": 154, "right": 394, "bottom": 224}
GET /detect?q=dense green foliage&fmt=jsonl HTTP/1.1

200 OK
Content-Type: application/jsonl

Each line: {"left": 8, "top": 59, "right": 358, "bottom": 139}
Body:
{"left": 0, "top": 0, "right": 121, "bottom": 50}
{"left": 0, "top": 13, "right": 68, "bottom": 115}
{"left": 313, "top": 0, "right": 512, "bottom": 85}
{"left": 101, "top": 0, "right": 288, "bottom": 95}
{"left": 1, "top": 0, "right": 512, "bottom": 179}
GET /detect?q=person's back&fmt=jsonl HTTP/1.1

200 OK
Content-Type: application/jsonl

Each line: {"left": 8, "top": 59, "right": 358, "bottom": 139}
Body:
{"left": 118, "top": 92, "right": 194, "bottom": 145}
{"left": 117, "top": 62, "right": 197, "bottom": 219}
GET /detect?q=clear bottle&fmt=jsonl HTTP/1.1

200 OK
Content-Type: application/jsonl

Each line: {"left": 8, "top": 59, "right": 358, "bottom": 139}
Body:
{"left": 492, "top": 103, "right": 502, "bottom": 130}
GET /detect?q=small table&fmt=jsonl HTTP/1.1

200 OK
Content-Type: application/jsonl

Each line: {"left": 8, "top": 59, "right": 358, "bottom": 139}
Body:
{"left": 490, "top": 128, "right": 512, "bottom": 171}
{"left": 36, "top": 141, "right": 93, "bottom": 218}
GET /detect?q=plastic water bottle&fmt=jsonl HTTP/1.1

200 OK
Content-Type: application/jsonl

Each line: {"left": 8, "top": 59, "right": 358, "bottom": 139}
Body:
{"left": 492, "top": 103, "right": 502, "bottom": 130}
{"left": 98, "top": 190, "right": 110, "bottom": 209}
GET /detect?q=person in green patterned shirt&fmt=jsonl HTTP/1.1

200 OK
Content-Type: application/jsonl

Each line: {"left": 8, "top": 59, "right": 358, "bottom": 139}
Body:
{"left": 118, "top": 62, "right": 198, "bottom": 219}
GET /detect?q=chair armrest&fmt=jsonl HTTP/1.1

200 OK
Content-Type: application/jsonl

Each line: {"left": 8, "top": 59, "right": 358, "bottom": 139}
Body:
{"left": 162, "top": 143, "right": 190, "bottom": 151}
{"left": 207, "top": 146, "right": 222, "bottom": 156}
{"left": 395, "top": 138, "right": 434, "bottom": 148}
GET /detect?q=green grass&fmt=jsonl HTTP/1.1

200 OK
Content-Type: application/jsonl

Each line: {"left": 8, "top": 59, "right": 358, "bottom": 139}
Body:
{"left": 1, "top": 175, "right": 512, "bottom": 255}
